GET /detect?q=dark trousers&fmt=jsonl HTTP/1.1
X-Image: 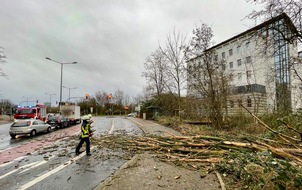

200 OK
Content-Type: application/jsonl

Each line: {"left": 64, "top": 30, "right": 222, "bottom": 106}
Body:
{"left": 76, "top": 137, "right": 90, "bottom": 154}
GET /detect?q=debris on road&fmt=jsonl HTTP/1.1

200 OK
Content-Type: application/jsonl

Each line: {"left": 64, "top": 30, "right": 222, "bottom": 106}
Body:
{"left": 92, "top": 131, "right": 302, "bottom": 189}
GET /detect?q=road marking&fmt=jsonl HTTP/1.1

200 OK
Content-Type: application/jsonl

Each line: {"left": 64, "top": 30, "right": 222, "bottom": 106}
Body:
{"left": 0, "top": 155, "right": 25, "bottom": 168}
{"left": 109, "top": 120, "right": 115, "bottom": 134}
{"left": 0, "top": 167, "right": 19, "bottom": 180}
{"left": 18, "top": 147, "right": 95, "bottom": 190}
{"left": 18, "top": 160, "right": 48, "bottom": 174}
{"left": 0, "top": 160, "right": 41, "bottom": 179}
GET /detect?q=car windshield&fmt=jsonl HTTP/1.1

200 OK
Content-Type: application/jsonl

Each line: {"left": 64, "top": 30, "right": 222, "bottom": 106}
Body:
{"left": 48, "top": 115, "right": 58, "bottom": 120}
{"left": 12, "top": 120, "right": 31, "bottom": 127}
{"left": 16, "top": 109, "right": 34, "bottom": 114}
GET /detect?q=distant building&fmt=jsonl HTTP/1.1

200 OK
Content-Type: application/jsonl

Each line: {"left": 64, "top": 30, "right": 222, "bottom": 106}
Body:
{"left": 187, "top": 13, "right": 300, "bottom": 115}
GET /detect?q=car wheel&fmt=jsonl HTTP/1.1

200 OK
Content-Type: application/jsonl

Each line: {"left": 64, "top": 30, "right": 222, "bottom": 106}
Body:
{"left": 10, "top": 134, "right": 16, "bottom": 139}
{"left": 30, "top": 130, "right": 36, "bottom": 136}
{"left": 47, "top": 127, "right": 51, "bottom": 133}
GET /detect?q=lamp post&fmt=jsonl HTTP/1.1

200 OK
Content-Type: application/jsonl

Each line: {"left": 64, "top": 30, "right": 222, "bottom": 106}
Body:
{"left": 45, "top": 93, "right": 56, "bottom": 107}
{"left": 22, "top": 96, "right": 32, "bottom": 106}
{"left": 45, "top": 57, "right": 77, "bottom": 105}
{"left": 63, "top": 86, "right": 76, "bottom": 102}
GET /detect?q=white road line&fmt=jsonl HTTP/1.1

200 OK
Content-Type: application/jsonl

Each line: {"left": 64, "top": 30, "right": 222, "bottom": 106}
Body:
{"left": 18, "top": 160, "right": 48, "bottom": 174}
{"left": 108, "top": 120, "right": 115, "bottom": 134}
{"left": 0, "top": 155, "right": 30, "bottom": 168}
{"left": 0, "top": 168, "right": 18, "bottom": 180}
{"left": 18, "top": 147, "right": 95, "bottom": 190}
{"left": 0, "top": 160, "right": 40, "bottom": 180}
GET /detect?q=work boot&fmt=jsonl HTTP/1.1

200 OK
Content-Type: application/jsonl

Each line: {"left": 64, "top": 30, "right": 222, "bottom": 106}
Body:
{"left": 86, "top": 153, "right": 91, "bottom": 156}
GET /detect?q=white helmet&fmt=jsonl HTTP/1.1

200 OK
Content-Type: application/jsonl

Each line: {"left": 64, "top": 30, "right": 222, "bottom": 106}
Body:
{"left": 88, "top": 114, "right": 92, "bottom": 119}
{"left": 82, "top": 115, "right": 90, "bottom": 121}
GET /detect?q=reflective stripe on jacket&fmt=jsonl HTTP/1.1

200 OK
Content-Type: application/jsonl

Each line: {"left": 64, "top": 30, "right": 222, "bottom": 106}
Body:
{"left": 81, "top": 124, "right": 90, "bottom": 138}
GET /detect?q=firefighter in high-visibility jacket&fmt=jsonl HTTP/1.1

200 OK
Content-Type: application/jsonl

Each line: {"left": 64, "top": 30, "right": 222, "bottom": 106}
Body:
{"left": 76, "top": 115, "right": 92, "bottom": 156}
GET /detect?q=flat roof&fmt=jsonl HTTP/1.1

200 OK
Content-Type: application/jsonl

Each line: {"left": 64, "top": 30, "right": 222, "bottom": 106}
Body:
{"left": 189, "top": 13, "right": 297, "bottom": 62}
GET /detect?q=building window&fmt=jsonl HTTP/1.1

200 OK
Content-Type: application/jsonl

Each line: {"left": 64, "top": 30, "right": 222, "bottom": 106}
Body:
{"left": 238, "top": 73, "right": 242, "bottom": 80}
{"left": 246, "top": 41, "right": 250, "bottom": 49}
{"left": 229, "top": 49, "right": 233, "bottom": 56}
{"left": 237, "top": 45, "right": 241, "bottom": 53}
{"left": 237, "top": 59, "right": 242, "bottom": 66}
{"left": 247, "top": 70, "right": 252, "bottom": 79}
{"left": 222, "top": 52, "right": 225, "bottom": 59}
{"left": 230, "top": 73, "right": 233, "bottom": 81}
{"left": 214, "top": 55, "right": 218, "bottom": 61}
{"left": 247, "top": 97, "right": 252, "bottom": 107}
{"left": 230, "top": 100, "right": 234, "bottom": 108}
{"left": 229, "top": 62, "right": 233, "bottom": 69}
{"left": 222, "top": 64, "right": 226, "bottom": 71}
{"left": 246, "top": 56, "right": 252, "bottom": 64}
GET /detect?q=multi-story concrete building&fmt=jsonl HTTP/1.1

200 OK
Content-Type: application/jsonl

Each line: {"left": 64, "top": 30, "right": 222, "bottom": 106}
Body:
{"left": 187, "top": 13, "right": 300, "bottom": 115}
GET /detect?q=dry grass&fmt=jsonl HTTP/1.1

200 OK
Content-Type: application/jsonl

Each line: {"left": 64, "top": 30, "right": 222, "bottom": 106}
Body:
{"left": 157, "top": 116, "right": 268, "bottom": 140}
{"left": 0, "top": 115, "right": 12, "bottom": 123}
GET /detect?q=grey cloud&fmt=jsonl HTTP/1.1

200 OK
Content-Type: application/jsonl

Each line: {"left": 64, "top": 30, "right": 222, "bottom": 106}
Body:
{"left": 0, "top": 0, "right": 258, "bottom": 105}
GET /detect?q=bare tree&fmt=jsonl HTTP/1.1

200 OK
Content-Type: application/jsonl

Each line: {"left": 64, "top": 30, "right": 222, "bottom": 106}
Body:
{"left": 114, "top": 89, "right": 124, "bottom": 106}
{"left": 142, "top": 48, "right": 167, "bottom": 96}
{"left": 123, "top": 94, "right": 131, "bottom": 107}
{"left": 159, "top": 29, "right": 188, "bottom": 114}
{"left": 247, "top": 0, "right": 301, "bottom": 44}
{"left": 186, "top": 23, "right": 230, "bottom": 128}
{"left": 185, "top": 23, "right": 215, "bottom": 59}
{"left": 94, "top": 90, "right": 109, "bottom": 107}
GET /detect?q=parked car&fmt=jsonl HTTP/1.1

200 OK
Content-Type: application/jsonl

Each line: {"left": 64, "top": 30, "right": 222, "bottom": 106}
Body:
{"left": 128, "top": 113, "right": 136, "bottom": 117}
{"left": 57, "top": 115, "right": 70, "bottom": 128}
{"left": 46, "top": 114, "right": 59, "bottom": 128}
{"left": 46, "top": 115, "right": 70, "bottom": 128}
{"left": 9, "top": 119, "right": 51, "bottom": 138}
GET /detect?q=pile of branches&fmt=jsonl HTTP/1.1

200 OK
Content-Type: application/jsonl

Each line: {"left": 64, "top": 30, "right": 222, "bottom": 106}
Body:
{"left": 92, "top": 133, "right": 302, "bottom": 166}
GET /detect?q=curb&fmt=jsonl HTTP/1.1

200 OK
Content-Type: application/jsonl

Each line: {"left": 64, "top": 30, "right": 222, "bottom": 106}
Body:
{"left": 94, "top": 154, "right": 141, "bottom": 190}
{"left": 127, "top": 118, "right": 147, "bottom": 135}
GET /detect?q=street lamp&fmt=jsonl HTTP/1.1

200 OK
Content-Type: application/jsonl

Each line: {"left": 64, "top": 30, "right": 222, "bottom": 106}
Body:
{"left": 22, "top": 96, "right": 32, "bottom": 106}
{"left": 45, "top": 93, "right": 56, "bottom": 107}
{"left": 63, "top": 86, "right": 76, "bottom": 102}
{"left": 45, "top": 57, "right": 77, "bottom": 105}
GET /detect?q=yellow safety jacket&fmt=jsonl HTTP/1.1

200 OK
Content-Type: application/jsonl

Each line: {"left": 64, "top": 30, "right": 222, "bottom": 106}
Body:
{"left": 81, "top": 124, "right": 90, "bottom": 138}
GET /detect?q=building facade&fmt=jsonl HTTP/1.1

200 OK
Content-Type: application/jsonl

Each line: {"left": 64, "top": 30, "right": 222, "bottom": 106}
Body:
{"left": 187, "top": 13, "right": 300, "bottom": 115}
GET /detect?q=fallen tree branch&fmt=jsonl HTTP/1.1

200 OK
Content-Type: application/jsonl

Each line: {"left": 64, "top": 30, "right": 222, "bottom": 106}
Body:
{"left": 257, "top": 141, "right": 302, "bottom": 165}
{"left": 240, "top": 104, "right": 301, "bottom": 146}
{"left": 278, "top": 119, "right": 302, "bottom": 141}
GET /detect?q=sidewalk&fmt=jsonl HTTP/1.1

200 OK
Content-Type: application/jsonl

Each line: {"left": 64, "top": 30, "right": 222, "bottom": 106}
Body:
{"left": 95, "top": 117, "right": 223, "bottom": 190}
{"left": 128, "top": 117, "right": 182, "bottom": 136}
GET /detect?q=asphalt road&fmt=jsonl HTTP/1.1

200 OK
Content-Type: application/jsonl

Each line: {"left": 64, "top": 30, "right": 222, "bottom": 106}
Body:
{"left": 0, "top": 116, "right": 143, "bottom": 190}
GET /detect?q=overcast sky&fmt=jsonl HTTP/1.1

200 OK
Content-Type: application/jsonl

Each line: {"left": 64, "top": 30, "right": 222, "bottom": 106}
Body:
{"left": 0, "top": 0, "right": 260, "bottom": 106}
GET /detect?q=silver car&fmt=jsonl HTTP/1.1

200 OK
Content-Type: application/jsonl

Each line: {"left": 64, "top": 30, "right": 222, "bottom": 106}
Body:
{"left": 9, "top": 119, "right": 51, "bottom": 139}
